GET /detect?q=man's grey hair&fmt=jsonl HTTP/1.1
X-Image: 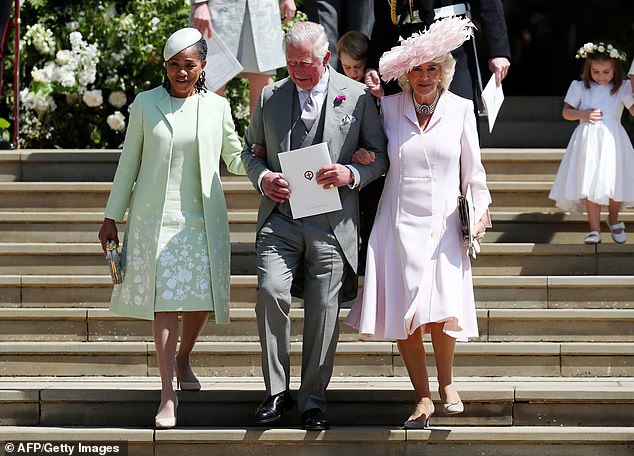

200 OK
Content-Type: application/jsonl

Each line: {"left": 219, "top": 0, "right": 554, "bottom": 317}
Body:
{"left": 284, "top": 21, "right": 329, "bottom": 61}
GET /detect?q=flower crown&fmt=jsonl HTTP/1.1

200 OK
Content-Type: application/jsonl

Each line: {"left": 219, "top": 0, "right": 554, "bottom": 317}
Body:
{"left": 575, "top": 42, "right": 627, "bottom": 62}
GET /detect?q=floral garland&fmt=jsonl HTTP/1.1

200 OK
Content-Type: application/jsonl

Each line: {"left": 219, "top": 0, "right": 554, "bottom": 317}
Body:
{"left": 575, "top": 42, "right": 627, "bottom": 61}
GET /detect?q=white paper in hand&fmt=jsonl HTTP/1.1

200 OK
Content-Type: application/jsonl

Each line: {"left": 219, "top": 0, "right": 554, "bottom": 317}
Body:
{"left": 278, "top": 142, "right": 342, "bottom": 219}
{"left": 204, "top": 33, "right": 243, "bottom": 92}
{"left": 481, "top": 74, "right": 504, "bottom": 133}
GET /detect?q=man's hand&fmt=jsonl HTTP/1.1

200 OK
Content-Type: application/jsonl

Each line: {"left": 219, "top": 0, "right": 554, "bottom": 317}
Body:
{"left": 98, "top": 218, "right": 119, "bottom": 253}
{"left": 192, "top": 2, "right": 213, "bottom": 38}
{"left": 316, "top": 164, "right": 353, "bottom": 189}
{"left": 261, "top": 172, "right": 291, "bottom": 203}
{"left": 280, "top": 0, "right": 297, "bottom": 24}
{"left": 364, "top": 69, "right": 384, "bottom": 99}
{"left": 351, "top": 148, "right": 376, "bottom": 165}
{"left": 488, "top": 57, "right": 510, "bottom": 86}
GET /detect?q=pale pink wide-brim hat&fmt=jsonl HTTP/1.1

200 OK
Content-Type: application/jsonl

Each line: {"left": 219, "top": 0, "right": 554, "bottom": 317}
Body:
{"left": 379, "top": 16, "right": 475, "bottom": 82}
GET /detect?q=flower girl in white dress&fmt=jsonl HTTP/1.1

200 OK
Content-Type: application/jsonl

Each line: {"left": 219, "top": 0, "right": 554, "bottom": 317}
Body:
{"left": 549, "top": 42, "right": 634, "bottom": 244}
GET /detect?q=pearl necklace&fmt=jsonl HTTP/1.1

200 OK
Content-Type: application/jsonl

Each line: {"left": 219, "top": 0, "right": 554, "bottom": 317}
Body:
{"left": 413, "top": 90, "right": 440, "bottom": 116}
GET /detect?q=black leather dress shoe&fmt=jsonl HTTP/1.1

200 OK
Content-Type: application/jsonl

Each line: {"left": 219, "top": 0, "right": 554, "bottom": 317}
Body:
{"left": 254, "top": 390, "right": 293, "bottom": 424}
{"left": 301, "top": 408, "right": 329, "bottom": 430}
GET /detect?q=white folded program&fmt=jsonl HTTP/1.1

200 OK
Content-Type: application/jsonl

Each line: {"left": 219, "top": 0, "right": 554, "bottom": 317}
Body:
{"left": 433, "top": 3, "right": 470, "bottom": 20}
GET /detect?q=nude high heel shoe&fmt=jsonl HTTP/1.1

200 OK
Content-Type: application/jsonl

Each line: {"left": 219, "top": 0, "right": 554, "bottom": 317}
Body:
{"left": 438, "top": 386, "right": 464, "bottom": 415}
{"left": 155, "top": 396, "right": 178, "bottom": 429}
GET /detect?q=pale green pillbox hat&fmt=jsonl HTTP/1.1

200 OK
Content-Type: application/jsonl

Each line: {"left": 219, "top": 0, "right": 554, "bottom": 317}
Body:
{"left": 163, "top": 27, "right": 202, "bottom": 61}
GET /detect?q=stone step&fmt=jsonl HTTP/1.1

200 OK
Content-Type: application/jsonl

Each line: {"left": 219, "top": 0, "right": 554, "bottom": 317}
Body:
{"left": 2, "top": 307, "right": 634, "bottom": 343}
{"left": 1, "top": 426, "right": 633, "bottom": 456}
{"left": 2, "top": 376, "right": 634, "bottom": 428}
{"left": 1, "top": 242, "right": 632, "bottom": 276}
{"left": 0, "top": 149, "right": 120, "bottom": 182}
{"left": 479, "top": 120, "right": 576, "bottom": 148}
{"left": 1, "top": 148, "right": 566, "bottom": 182}
{"left": 2, "top": 275, "right": 633, "bottom": 310}
{"left": 231, "top": 241, "right": 634, "bottom": 276}
{"left": 480, "top": 148, "right": 563, "bottom": 181}
{"left": 2, "top": 210, "right": 634, "bottom": 244}
{"left": 0, "top": 181, "right": 261, "bottom": 213}
{"left": 486, "top": 211, "right": 634, "bottom": 243}
{"left": 7, "top": 178, "right": 634, "bottom": 215}
{"left": 0, "top": 180, "right": 586, "bottom": 212}
{"left": 1, "top": 340, "right": 633, "bottom": 377}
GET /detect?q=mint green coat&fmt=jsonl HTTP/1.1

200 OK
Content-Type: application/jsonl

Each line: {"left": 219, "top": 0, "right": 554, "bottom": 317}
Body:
{"left": 104, "top": 86, "right": 245, "bottom": 322}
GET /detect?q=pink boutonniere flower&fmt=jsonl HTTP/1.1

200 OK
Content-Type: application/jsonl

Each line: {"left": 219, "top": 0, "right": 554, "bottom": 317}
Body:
{"left": 334, "top": 94, "right": 346, "bottom": 106}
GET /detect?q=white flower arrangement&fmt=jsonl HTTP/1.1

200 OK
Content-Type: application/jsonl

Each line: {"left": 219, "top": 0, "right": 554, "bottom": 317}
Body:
{"left": 20, "top": 88, "right": 57, "bottom": 114}
{"left": 108, "top": 91, "right": 127, "bottom": 109}
{"left": 55, "top": 50, "right": 71, "bottom": 66}
{"left": 107, "top": 111, "right": 126, "bottom": 131}
{"left": 23, "top": 24, "right": 56, "bottom": 55}
{"left": 83, "top": 89, "right": 103, "bottom": 107}
{"left": 25, "top": 30, "right": 100, "bottom": 95}
{"left": 575, "top": 41, "right": 627, "bottom": 61}
{"left": 18, "top": 0, "right": 210, "bottom": 148}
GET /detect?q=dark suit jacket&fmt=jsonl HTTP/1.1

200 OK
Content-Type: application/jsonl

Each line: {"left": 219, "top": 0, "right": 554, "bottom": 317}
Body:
{"left": 368, "top": 0, "right": 511, "bottom": 98}
{"left": 241, "top": 68, "right": 388, "bottom": 300}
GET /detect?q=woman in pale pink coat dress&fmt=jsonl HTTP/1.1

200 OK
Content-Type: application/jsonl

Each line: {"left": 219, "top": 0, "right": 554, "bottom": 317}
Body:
{"left": 346, "top": 17, "right": 491, "bottom": 429}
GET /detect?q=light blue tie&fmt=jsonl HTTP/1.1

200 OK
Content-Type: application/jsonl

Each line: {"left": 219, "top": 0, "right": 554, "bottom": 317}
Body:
{"left": 301, "top": 92, "right": 318, "bottom": 131}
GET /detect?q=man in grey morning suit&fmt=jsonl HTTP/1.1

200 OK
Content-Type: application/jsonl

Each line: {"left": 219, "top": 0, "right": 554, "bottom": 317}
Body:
{"left": 241, "top": 21, "right": 388, "bottom": 430}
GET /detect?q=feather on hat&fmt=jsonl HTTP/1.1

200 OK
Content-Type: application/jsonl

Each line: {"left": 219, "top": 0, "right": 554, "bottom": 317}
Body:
{"left": 379, "top": 16, "right": 475, "bottom": 82}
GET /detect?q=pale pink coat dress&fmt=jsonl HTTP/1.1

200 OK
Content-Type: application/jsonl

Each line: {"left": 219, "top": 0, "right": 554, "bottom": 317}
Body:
{"left": 346, "top": 90, "right": 491, "bottom": 340}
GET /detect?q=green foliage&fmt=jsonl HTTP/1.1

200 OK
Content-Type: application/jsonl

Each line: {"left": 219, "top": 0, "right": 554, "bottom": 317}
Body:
{"left": 13, "top": 0, "right": 191, "bottom": 148}
{"left": 3, "top": 1, "right": 307, "bottom": 148}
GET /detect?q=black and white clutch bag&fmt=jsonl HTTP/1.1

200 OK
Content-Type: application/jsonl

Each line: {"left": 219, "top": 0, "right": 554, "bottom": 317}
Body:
{"left": 105, "top": 240, "right": 123, "bottom": 284}
{"left": 457, "top": 195, "right": 481, "bottom": 259}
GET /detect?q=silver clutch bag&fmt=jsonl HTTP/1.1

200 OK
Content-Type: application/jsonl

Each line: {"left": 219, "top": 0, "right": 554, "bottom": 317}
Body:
{"left": 105, "top": 240, "right": 123, "bottom": 284}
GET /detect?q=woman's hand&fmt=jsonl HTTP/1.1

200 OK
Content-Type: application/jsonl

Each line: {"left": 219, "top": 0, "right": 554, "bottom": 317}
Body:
{"left": 251, "top": 143, "right": 266, "bottom": 158}
{"left": 473, "top": 220, "right": 486, "bottom": 238}
{"left": 98, "top": 218, "right": 119, "bottom": 253}
{"left": 582, "top": 108, "right": 603, "bottom": 124}
{"left": 280, "top": 0, "right": 297, "bottom": 24}
{"left": 351, "top": 148, "right": 376, "bottom": 165}
{"left": 192, "top": 2, "right": 213, "bottom": 38}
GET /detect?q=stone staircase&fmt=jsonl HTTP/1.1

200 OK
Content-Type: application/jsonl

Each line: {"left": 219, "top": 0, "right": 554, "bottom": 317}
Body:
{"left": 1, "top": 148, "right": 633, "bottom": 455}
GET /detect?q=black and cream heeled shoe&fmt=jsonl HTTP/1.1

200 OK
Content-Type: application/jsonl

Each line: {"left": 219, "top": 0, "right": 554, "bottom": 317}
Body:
{"left": 404, "top": 400, "right": 435, "bottom": 429}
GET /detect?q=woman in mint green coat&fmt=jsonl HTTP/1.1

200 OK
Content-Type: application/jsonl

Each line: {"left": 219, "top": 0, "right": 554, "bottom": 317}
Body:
{"left": 98, "top": 28, "right": 245, "bottom": 428}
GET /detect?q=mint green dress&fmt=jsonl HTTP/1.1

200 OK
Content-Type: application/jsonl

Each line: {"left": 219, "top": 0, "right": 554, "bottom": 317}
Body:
{"left": 154, "top": 95, "right": 212, "bottom": 312}
{"left": 106, "top": 87, "right": 246, "bottom": 322}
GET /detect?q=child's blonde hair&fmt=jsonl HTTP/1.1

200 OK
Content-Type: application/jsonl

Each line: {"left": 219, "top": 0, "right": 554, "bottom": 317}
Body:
{"left": 336, "top": 31, "right": 369, "bottom": 62}
{"left": 582, "top": 54, "right": 624, "bottom": 95}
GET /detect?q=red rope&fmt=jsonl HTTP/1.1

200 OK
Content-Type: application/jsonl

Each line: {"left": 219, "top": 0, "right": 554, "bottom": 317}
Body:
{"left": 12, "top": 0, "right": 18, "bottom": 145}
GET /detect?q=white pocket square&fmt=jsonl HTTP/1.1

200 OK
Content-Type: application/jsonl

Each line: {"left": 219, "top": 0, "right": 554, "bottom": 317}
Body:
{"left": 341, "top": 114, "right": 357, "bottom": 125}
